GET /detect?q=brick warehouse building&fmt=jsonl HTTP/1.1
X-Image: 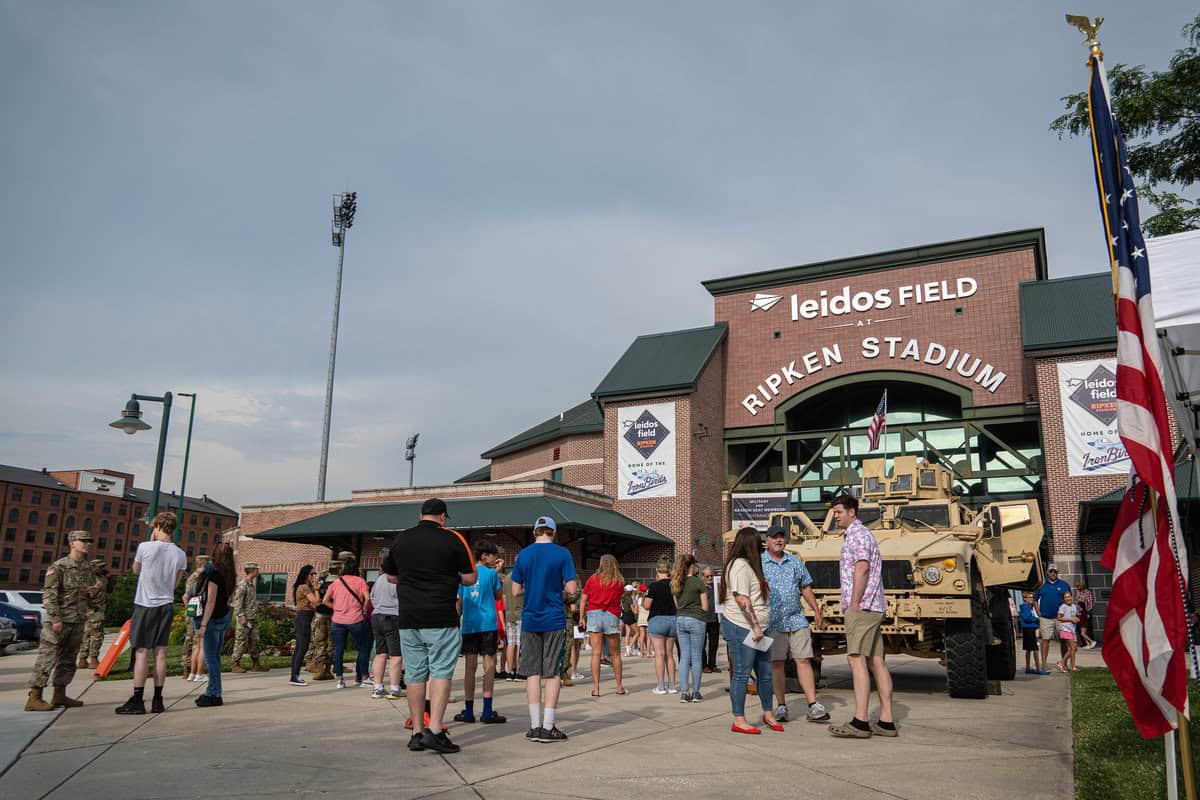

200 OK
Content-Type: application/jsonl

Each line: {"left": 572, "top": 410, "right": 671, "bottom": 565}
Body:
{"left": 240, "top": 228, "right": 1194, "bottom": 634}
{"left": 0, "top": 464, "right": 237, "bottom": 589}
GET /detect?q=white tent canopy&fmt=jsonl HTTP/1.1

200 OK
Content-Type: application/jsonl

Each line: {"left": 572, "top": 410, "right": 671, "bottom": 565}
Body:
{"left": 1147, "top": 228, "right": 1200, "bottom": 471}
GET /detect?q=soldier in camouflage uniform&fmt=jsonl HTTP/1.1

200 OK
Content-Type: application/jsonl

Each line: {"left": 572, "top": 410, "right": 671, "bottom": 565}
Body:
{"left": 562, "top": 588, "right": 581, "bottom": 686}
{"left": 305, "top": 559, "right": 340, "bottom": 680}
{"left": 78, "top": 558, "right": 109, "bottom": 670}
{"left": 26, "top": 531, "right": 102, "bottom": 711}
{"left": 230, "top": 561, "right": 268, "bottom": 672}
{"left": 180, "top": 555, "right": 209, "bottom": 675}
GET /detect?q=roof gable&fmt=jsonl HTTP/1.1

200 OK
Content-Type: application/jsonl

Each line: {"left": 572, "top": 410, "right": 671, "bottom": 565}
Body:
{"left": 481, "top": 399, "right": 604, "bottom": 460}
{"left": 592, "top": 322, "right": 727, "bottom": 400}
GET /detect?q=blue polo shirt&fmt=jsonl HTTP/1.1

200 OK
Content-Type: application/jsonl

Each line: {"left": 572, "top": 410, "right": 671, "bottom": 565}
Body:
{"left": 1034, "top": 578, "right": 1071, "bottom": 620}
{"left": 761, "top": 549, "right": 814, "bottom": 632}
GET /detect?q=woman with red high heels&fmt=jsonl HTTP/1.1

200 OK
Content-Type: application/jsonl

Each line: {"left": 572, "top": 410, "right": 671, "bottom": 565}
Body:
{"left": 720, "top": 527, "right": 780, "bottom": 734}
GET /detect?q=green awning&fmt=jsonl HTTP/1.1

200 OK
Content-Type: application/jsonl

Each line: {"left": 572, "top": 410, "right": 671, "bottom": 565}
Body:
{"left": 251, "top": 493, "right": 672, "bottom": 546}
{"left": 1079, "top": 459, "right": 1198, "bottom": 507}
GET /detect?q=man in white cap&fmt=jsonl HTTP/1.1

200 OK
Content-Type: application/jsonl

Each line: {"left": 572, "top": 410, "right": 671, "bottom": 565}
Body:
{"left": 511, "top": 516, "right": 577, "bottom": 743}
{"left": 1034, "top": 564, "right": 1072, "bottom": 673}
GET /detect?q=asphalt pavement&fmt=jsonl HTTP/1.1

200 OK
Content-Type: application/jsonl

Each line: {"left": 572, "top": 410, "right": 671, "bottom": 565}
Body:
{"left": 0, "top": 635, "right": 1083, "bottom": 799}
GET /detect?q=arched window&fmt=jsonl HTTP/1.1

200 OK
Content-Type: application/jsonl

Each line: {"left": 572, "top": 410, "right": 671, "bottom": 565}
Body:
{"left": 116, "top": 522, "right": 124, "bottom": 533}
{"left": 47, "top": 513, "right": 57, "bottom": 526}
{"left": 100, "top": 520, "right": 109, "bottom": 532}
{"left": 83, "top": 518, "right": 93, "bottom": 531}
{"left": 27, "top": 510, "right": 38, "bottom": 524}
{"left": 65, "top": 515, "right": 75, "bottom": 528}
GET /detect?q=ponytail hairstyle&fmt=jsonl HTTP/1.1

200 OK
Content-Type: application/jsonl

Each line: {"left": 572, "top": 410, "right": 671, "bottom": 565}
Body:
{"left": 671, "top": 553, "right": 697, "bottom": 597}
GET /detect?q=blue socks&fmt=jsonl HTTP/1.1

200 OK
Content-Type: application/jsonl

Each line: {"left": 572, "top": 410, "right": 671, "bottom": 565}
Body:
{"left": 483, "top": 697, "right": 493, "bottom": 718}
{"left": 464, "top": 700, "right": 475, "bottom": 717}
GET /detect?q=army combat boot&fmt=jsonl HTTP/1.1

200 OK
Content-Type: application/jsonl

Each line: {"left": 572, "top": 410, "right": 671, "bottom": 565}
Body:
{"left": 87, "top": 658, "right": 99, "bottom": 670}
{"left": 77, "top": 654, "right": 88, "bottom": 670}
{"left": 250, "top": 659, "right": 270, "bottom": 672}
{"left": 51, "top": 686, "right": 84, "bottom": 708}
{"left": 25, "top": 687, "right": 54, "bottom": 712}
{"left": 231, "top": 657, "right": 247, "bottom": 673}
{"left": 313, "top": 666, "right": 334, "bottom": 681}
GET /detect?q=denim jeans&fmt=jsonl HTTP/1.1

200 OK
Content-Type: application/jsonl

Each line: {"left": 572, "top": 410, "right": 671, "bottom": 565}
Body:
{"left": 676, "top": 616, "right": 706, "bottom": 694}
{"left": 721, "top": 616, "right": 772, "bottom": 717}
{"left": 332, "top": 619, "right": 372, "bottom": 681}
{"left": 203, "top": 614, "right": 230, "bottom": 697}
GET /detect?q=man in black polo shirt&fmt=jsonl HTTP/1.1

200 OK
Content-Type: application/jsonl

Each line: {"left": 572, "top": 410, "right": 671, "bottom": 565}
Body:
{"left": 388, "top": 498, "right": 477, "bottom": 754}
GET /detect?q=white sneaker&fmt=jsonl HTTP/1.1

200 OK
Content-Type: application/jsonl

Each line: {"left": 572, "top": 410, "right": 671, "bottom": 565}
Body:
{"left": 775, "top": 704, "right": 789, "bottom": 722}
{"left": 570, "top": 673, "right": 585, "bottom": 681}
{"left": 336, "top": 678, "right": 347, "bottom": 689}
{"left": 806, "top": 702, "right": 830, "bottom": 722}
{"left": 652, "top": 684, "right": 669, "bottom": 695}
{"left": 667, "top": 684, "right": 679, "bottom": 694}
{"left": 196, "top": 674, "right": 207, "bottom": 684}
{"left": 360, "top": 678, "right": 375, "bottom": 688}
{"left": 371, "top": 687, "right": 386, "bottom": 699}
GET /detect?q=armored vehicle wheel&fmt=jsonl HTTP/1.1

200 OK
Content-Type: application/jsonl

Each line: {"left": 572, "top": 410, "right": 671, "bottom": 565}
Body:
{"left": 985, "top": 589, "right": 1016, "bottom": 681}
{"left": 945, "top": 577, "right": 988, "bottom": 699}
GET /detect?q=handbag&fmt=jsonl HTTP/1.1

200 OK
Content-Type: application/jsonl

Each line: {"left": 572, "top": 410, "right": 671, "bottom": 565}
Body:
{"left": 186, "top": 573, "right": 209, "bottom": 618}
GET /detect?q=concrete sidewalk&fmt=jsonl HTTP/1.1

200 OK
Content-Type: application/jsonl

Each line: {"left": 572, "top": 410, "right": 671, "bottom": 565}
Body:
{"left": 0, "top": 641, "right": 1084, "bottom": 800}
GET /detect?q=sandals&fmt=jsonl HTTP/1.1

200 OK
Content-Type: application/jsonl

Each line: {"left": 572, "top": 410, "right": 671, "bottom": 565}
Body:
{"left": 615, "top": 688, "right": 628, "bottom": 695}
{"left": 870, "top": 721, "right": 899, "bottom": 738}
{"left": 591, "top": 690, "right": 601, "bottom": 697}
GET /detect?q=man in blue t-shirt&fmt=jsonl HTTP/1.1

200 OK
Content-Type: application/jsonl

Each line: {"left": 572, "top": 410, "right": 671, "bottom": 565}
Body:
{"left": 455, "top": 541, "right": 505, "bottom": 724}
{"left": 511, "top": 516, "right": 577, "bottom": 743}
{"left": 1034, "top": 564, "right": 1071, "bottom": 670}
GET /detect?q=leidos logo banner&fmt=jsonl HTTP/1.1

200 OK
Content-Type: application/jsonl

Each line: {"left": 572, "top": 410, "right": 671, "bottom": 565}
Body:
{"left": 617, "top": 402, "right": 677, "bottom": 499}
{"left": 1057, "top": 359, "right": 1128, "bottom": 476}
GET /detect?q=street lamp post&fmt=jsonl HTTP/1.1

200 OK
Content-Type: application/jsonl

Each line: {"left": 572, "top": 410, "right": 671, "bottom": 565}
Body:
{"left": 318, "top": 191, "right": 358, "bottom": 502}
{"left": 110, "top": 392, "right": 173, "bottom": 538}
{"left": 174, "top": 393, "right": 197, "bottom": 542}
{"left": 405, "top": 433, "right": 419, "bottom": 488}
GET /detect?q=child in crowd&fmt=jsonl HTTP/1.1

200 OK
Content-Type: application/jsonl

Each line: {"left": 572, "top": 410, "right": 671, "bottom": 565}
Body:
{"left": 1019, "top": 591, "right": 1048, "bottom": 675}
{"left": 1056, "top": 592, "right": 1080, "bottom": 673}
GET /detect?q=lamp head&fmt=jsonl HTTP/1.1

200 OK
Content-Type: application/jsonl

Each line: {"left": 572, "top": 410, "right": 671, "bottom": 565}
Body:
{"left": 110, "top": 398, "right": 151, "bottom": 435}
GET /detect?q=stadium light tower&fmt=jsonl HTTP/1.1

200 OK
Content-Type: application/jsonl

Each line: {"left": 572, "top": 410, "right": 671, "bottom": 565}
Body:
{"left": 317, "top": 191, "right": 358, "bottom": 502}
{"left": 405, "top": 434, "right": 419, "bottom": 487}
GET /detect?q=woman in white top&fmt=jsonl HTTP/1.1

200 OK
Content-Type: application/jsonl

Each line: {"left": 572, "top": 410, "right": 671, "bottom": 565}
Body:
{"left": 719, "top": 527, "right": 780, "bottom": 734}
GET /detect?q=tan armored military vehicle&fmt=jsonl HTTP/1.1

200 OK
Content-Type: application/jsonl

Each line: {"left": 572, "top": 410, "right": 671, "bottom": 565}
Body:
{"left": 736, "top": 455, "right": 1045, "bottom": 698}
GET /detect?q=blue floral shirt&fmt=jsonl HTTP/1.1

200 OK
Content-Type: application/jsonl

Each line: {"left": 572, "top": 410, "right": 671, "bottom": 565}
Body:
{"left": 761, "top": 550, "right": 814, "bottom": 632}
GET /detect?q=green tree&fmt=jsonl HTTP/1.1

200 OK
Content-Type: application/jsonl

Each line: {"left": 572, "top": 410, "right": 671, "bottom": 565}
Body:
{"left": 1051, "top": 14, "right": 1200, "bottom": 236}
{"left": 105, "top": 570, "right": 138, "bottom": 627}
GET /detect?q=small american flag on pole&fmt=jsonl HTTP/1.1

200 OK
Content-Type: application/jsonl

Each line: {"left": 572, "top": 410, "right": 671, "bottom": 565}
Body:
{"left": 1086, "top": 48, "right": 1192, "bottom": 739}
{"left": 867, "top": 389, "right": 887, "bottom": 451}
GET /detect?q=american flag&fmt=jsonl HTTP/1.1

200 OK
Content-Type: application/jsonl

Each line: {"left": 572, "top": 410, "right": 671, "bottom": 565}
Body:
{"left": 867, "top": 389, "right": 887, "bottom": 451}
{"left": 1087, "top": 52, "right": 1191, "bottom": 739}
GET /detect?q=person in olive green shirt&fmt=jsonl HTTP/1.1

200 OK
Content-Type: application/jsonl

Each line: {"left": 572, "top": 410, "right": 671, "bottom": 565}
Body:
{"left": 671, "top": 554, "right": 710, "bottom": 702}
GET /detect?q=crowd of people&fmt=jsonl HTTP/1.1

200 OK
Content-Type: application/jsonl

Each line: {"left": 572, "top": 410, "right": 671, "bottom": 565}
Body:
{"left": 26, "top": 493, "right": 999, "bottom": 748}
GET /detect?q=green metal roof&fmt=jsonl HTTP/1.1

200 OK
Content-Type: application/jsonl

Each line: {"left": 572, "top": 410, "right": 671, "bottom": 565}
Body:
{"left": 251, "top": 493, "right": 673, "bottom": 545}
{"left": 592, "top": 323, "right": 727, "bottom": 400}
{"left": 1080, "top": 459, "right": 1198, "bottom": 507}
{"left": 1020, "top": 273, "right": 1116, "bottom": 353}
{"left": 702, "top": 229, "right": 1047, "bottom": 296}
{"left": 480, "top": 400, "right": 603, "bottom": 460}
{"left": 454, "top": 464, "right": 492, "bottom": 484}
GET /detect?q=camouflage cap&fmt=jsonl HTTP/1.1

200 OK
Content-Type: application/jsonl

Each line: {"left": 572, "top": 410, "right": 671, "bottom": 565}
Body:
{"left": 68, "top": 530, "right": 93, "bottom": 543}
{"left": 90, "top": 558, "right": 106, "bottom": 568}
{"left": 337, "top": 550, "right": 355, "bottom": 561}
{"left": 327, "top": 559, "right": 344, "bottom": 572}
{"left": 243, "top": 561, "right": 259, "bottom": 570}
{"left": 195, "top": 554, "right": 210, "bottom": 564}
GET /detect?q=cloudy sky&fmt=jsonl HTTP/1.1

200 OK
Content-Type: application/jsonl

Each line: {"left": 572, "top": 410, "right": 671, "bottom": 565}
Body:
{"left": 1, "top": 1, "right": 1193, "bottom": 511}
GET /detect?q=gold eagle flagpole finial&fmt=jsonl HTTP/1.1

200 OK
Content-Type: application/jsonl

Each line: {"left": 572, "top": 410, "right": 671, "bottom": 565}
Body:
{"left": 1065, "top": 14, "right": 1104, "bottom": 59}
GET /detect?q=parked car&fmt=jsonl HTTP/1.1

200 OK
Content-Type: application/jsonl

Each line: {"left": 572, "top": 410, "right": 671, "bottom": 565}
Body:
{"left": 0, "top": 590, "right": 45, "bottom": 624}
{"left": 0, "top": 602, "right": 42, "bottom": 641}
{"left": 0, "top": 616, "right": 16, "bottom": 651}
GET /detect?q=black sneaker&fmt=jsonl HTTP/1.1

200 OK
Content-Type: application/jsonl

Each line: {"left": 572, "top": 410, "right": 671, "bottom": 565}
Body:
{"left": 421, "top": 730, "right": 461, "bottom": 754}
{"left": 480, "top": 712, "right": 507, "bottom": 724}
{"left": 495, "top": 671, "right": 509, "bottom": 680}
{"left": 194, "top": 694, "right": 223, "bottom": 707}
{"left": 453, "top": 711, "right": 476, "bottom": 723}
{"left": 407, "top": 732, "right": 426, "bottom": 751}
{"left": 526, "top": 727, "right": 544, "bottom": 742}
{"left": 679, "top": 692, "right": 692, "bottom": 703}
{"left": 115, "top": 697, "right": 146, "bottom": 715}
{"left": 151, "top": 695, "right": 165, "bottom": 714}
{"left": 539, "top": 726, "right": 568, "bottom": 743}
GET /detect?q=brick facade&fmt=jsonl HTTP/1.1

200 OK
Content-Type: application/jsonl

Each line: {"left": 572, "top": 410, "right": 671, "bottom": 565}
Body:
{"left": 715, "top": 249, "right": 1039, "bottom": 428}
{"left": 488, "top": 432, "right": 604, "bottom": 491}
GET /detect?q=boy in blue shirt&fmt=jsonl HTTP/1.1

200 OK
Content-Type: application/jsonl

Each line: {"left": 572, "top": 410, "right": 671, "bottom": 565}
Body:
{"left": 511, "top": 516, "right": 577, "bottom": 743}
{"left": 455, "top": 540, "right": 506, "bottom": 723}
{"left": 1019, "top": 591, "right": 1048, "bottom": 675}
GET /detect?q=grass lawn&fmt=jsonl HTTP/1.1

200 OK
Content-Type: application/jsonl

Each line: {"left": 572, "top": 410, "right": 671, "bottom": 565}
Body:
{"left": 93, "top": 644, "right": 365, "bottom": 681}
{"left": 1073, "top": 667, "right": 1200, "bottom": 800}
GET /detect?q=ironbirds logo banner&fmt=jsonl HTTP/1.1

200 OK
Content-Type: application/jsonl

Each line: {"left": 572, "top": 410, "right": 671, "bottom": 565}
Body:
{"left": 617, "top": 402, "right": 677, "bottom": 499}
{"left": 1057, "top": 359, "right": 1129, "bottom": 476}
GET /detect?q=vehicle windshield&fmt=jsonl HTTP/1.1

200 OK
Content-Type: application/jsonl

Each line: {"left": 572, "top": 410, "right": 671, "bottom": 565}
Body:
{"left": 897, "top": 505, "right": 951, "bottom": 529}
{"left": 19, "top": 592, "right": 43, "bottom": 604}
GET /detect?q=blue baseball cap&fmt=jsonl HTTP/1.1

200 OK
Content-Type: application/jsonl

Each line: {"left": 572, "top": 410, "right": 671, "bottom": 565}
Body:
{"left": 533, "top": 516, "right": 557, "bottom": 531}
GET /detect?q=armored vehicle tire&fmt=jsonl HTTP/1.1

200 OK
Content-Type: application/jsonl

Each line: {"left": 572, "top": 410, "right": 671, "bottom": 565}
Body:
{"left": 945, "top": 581, "right": 988, "bottom": 699}
{"left": 985, "top": 589, "right": 1016, "bottom": 681}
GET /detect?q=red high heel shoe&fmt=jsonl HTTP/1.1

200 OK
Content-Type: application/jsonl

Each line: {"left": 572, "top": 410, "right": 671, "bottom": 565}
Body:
{"left": 731, "top": 723, "right": 762, "bottom": 734}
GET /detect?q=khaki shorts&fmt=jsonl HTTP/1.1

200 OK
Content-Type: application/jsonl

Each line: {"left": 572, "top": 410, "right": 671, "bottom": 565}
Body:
{"left": 1038, "top": 617, "right": 1059, "bottom": 640}
{"left": 769, "top": 627, "right": 814, "bottom": 661}
{"left": 845, "top": 608, "right": 884, "bottom": 658}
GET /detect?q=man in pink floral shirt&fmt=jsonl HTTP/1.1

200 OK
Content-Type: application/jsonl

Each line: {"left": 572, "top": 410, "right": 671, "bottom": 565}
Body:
{"left": 829, "top": 494, "right": 896, "bottom": 739}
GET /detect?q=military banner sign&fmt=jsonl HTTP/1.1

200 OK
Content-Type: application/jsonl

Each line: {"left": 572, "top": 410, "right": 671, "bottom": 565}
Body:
{"left": 617, "top": 402, "right": 677, "bottom": 499}
{"left": 1056, "top": 359, "right": 1129, "bottom": 476}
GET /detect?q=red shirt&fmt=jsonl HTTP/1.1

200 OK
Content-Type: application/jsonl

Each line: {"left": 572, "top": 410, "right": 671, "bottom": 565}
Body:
{"left": 583, "top": 574, "right": 625, "bottom": 616}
